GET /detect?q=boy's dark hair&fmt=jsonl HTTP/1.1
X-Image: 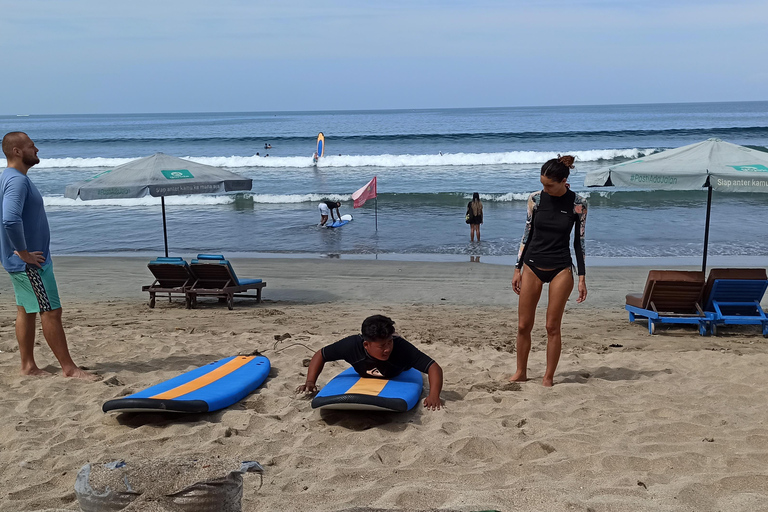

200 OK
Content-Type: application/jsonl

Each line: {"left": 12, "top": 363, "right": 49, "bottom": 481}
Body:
{"left": 541, "top": 154, "right": 575, "bottom": 182}
{"left": 361, "top": 315, "right": 395, "bottom": 341}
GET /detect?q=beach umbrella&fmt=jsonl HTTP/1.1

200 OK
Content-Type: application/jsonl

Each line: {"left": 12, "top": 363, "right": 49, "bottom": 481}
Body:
{"left": 584, "top": 138, "right": 768, "bottom": 271}
{"left": 64, "top": 153, "right": 252, "bottom": 257}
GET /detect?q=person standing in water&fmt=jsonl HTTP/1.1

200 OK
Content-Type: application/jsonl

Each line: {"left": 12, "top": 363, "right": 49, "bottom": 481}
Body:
{"left": 466, "top": 192, "right": 483, "bottom": 242}
{"left": 510, "top": 155, "right": 587, "bottom": 387}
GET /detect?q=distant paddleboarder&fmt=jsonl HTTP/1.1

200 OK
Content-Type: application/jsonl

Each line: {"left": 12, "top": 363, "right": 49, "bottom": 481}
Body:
{"left": 314, "top": 132, "right": 325, "bottom": 165}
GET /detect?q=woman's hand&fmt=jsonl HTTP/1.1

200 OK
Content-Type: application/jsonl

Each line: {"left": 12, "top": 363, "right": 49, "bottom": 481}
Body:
{"left": 512, "top": 268, "right": 522, "bottom": 295}
{"left": 577, "top": 276, "right": 587, "bottom": 303}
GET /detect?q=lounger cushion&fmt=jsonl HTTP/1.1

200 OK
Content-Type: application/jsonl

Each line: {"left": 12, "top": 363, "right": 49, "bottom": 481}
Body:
{"left": 238, "top": 278, "right": 263, "bottom": 285}
{"left": 625, "top": 293, "right": 643, "bottom": 308}
{"left": 196, "top": 254, "right": 225, "bottom": 260}
{"left": 149, "top": 259, "right": 187, "bottom": 266}
{"left": 627, "top": 270, "right": 705, "bottom": 310}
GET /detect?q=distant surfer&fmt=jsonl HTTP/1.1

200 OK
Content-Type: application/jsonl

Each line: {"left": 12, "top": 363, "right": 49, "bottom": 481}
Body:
{"left": 318, "top": 200, "right": 341, "bottom": 226}
{"left": 312, "top": 152, "right": 319, "bottom": 165}
{"left": 296, "top": 315, "right": 444, "bottom": 410}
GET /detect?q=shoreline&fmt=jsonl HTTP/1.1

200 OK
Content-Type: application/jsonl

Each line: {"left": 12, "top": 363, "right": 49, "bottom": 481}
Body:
{"left": 1, "top": 256, "right": 764, "bottom": 309}
{"left": 36, "top": 251, "right": 768, "bottom": 268}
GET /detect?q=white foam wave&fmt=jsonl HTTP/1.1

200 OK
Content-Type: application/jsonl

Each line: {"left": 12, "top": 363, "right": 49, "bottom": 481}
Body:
{"left": 35, "top": 148, "right": 658, "bottom": 169}
{"left": 43, "top": 195, "right": 237, "bottom": 207}
{"left": 470, "top": 190, "right": 618, "bottom": 202}
{"left": 37, "top": 157, "right": 135, "bottom": 169}
{"left": 250, "top": 193, "right": 351, "bottom": 204}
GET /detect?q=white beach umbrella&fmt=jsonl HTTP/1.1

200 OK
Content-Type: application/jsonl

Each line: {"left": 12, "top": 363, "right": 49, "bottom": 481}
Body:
{"left": 64, "top": 153, "right": 252, "bottom": 257}
{"left": 584, "top": 138, "right": 768, "bottom": 270}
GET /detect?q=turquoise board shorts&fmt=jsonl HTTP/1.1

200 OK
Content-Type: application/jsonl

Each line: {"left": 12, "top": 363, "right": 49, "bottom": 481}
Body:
{"left": 10, "top": 263, "right": 62, "bottom": 313}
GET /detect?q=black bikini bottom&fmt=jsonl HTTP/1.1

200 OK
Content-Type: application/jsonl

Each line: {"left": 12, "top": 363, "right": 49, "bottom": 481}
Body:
{"left": 527, "top": 265, "right": 571, "bottom": 283}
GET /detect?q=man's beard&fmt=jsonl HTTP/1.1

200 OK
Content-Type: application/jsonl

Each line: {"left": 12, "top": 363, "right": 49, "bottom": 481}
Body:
{"left": 23, "top": 154, "right": 39, "bottom": 167}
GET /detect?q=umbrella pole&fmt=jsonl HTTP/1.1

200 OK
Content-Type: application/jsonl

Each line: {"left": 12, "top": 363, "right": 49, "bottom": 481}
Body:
{"left": 702, "top": 185, "right": 712, "bottom": 273}
{"left": 162, "top": 196, "right": 169, "bottom": 258}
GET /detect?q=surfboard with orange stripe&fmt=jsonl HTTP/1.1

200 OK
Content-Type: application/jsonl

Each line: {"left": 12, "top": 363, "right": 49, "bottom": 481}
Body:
{"left": 311, "top": 367, "right": 423, "bottom": 412}
{"left": 102, "top": 355, "right": 270, "bottom": 414}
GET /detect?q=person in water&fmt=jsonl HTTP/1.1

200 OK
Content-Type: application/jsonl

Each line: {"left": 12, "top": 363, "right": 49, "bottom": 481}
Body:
{"left": 466, "top": 192, "right": 483, "bottom": 242}
{"left": 318, "top": 200, "right": 341, "bottom": 226}
{"left": 296, "top": 314, "right": 443, "bottom": 410}
{"left": 511, "top": 155, "right": 587, "bottom": 387}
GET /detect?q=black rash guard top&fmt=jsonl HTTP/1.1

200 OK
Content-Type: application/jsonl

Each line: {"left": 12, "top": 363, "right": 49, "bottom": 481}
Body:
{"left": 321, "top": 335, "right": 435, "bottom": 379}
{"left": 515, "top": 189, "right": 588, "bottom": 275}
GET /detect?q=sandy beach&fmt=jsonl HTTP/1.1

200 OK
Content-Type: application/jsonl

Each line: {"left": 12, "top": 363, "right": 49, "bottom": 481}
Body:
{"left": 1, "top": 256, "right": 768, "bottom": 512}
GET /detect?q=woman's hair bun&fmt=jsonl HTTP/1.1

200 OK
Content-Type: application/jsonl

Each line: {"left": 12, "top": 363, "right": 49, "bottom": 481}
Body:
{"left": 557, "top": 154, "right": 575, "bottom": 169}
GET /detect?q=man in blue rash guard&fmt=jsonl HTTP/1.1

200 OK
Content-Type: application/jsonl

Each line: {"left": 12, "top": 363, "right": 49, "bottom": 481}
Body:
{"left": 1, "top": 132, "right": 98, "bottom": 380}
{"left": 296, "top": 315, "right": 444, "bottom": 410}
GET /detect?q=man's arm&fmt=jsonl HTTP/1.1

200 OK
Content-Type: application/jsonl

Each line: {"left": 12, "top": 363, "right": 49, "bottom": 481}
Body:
{"left": 2, "top": 177, "right": 28, "bottom": 252}
{"left": 296, "top": 349, "right": 325, "bottom": 393}
{"left": 423, "top": 362, "right": 443, "bottom": 410}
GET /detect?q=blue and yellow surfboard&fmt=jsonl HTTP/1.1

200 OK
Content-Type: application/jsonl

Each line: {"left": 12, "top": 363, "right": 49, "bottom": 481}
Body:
{"left": 103, "top": 355, "right": 270, "bottom": 414}
{"left": 311, "top": 367, "right": 423, "bottom": 412}
{"left": 316, "top": 132, "right": 325, "bottom": 159}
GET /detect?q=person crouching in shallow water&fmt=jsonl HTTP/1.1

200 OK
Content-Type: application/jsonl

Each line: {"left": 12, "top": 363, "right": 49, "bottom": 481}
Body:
{"left": 510, "top": 155, "right": 587, "bottom": 387}
{"left": 467, "top": 192, "right": 483, "bottom": 242}
{"left": 296, "top": 314, "right": 444, "bottom": 410}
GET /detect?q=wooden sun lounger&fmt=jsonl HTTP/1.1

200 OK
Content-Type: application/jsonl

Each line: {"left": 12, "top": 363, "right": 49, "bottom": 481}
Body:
{"left": 142, "top": 257, "right": 195, "bottom": 308}
{"left": 625, "top": 270, "right": 709, "bottom": 335}
{"left": 703, "top": 268, "right": 768, "bottom": 337}
{"left": 187, "top": 256, "right": 266, "bottom": 310}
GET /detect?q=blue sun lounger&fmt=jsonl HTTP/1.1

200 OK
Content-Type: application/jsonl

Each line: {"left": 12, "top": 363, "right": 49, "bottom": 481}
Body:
{"left": 702, "top": 268, "right": 768, "bottom": 337}
{"left": 187, "top": 254, "right": 266, "bottom": 310}
{"left": 625, "top": 270, "right": 710, "bottom": 335}
{"left": 142, "top": 257, "right": 195, "bottom": 308}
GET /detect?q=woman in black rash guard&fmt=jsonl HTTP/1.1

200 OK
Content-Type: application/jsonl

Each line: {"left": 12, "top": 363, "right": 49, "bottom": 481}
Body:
{"left": 510, "top": 155, "right": 588, "bottom": 387}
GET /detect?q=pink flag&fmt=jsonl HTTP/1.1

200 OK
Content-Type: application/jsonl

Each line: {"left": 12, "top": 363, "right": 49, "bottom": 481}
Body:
{"left": 352, "top": 176, "right": 377, "bottom": 208}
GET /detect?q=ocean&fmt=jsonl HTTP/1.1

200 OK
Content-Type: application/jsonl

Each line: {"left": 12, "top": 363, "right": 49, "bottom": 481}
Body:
{"left": 2, "top": 102, "right": 767, "bottom": 266}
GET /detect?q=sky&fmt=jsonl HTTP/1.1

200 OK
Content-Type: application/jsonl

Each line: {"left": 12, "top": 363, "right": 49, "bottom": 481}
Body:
{"left": 1, "top": 0, "right": 766, "bottom": 114}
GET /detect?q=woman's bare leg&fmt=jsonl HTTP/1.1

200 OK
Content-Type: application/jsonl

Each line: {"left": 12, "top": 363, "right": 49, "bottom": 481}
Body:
{"left": 542, "top": 269, "right": 574, "bottom": 387}
{"left": 510, "top": 265, "right": 543, "bottom": 382}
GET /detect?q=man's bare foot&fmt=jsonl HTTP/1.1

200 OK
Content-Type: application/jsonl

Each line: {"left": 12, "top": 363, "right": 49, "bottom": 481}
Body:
{"left": 63, "top": 367, "right": 102, "bottom": 381}
{"left": 21, "top": 367, "right": 53, "bottom": 377}
{"left": 509, "top": 371, "right": 527, "bottom": 383}
{"left": 542, "top": 377, "right": 554, "bottom": 387}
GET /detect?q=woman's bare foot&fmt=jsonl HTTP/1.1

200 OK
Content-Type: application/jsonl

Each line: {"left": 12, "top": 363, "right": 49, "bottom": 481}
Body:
{"left": 542, "top": 377, "right": 554, "bottom": 387}
{"left": 63, "top": 367, "right": 101, "bottom": 381}
{"left": 509, "top": 371, "right": 527, "bottom": 383}
{"left": 21, "top": 367, "right": 53, "bottom": 377}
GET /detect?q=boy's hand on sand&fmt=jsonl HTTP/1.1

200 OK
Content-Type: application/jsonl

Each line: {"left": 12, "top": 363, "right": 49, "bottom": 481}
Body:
{"left": 295, "top": 383, "right": 318, "bottom": 395}
{"left": 423, "top": 395, "right": 442, "bottom": 411}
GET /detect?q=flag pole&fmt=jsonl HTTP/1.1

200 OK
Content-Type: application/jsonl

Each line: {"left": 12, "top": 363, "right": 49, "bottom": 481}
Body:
{"left": 375, "top": 196, "right": 378, "bottom": 231}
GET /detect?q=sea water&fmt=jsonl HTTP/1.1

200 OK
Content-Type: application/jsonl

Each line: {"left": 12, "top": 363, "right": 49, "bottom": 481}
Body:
{"left": 1, "top": 102, "right": 767, "bottom": 265}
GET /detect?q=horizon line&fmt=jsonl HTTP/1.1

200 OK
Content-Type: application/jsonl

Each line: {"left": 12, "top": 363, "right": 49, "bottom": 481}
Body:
{"left": 3, "top": 99, "right": 768, "bottom": 118}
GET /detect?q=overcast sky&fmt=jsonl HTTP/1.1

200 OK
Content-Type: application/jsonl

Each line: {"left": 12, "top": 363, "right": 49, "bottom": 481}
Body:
{"left": 1, "top": 0, "right": 766, "bottom": 114}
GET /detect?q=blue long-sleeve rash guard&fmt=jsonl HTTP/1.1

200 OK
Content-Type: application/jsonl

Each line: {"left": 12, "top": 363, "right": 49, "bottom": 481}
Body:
{"left": 0, "top": 167, "right": 51, "bottom": 273}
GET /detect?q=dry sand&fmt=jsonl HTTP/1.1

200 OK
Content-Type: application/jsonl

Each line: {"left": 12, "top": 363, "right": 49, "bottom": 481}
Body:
{"left": 1, "top": 257, "right": 768, "bottom": 512}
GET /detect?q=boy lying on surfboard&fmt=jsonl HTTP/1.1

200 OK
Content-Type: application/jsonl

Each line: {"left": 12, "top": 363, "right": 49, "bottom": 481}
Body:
{"left": 296, "top": 315, "right": 444, "bottom": 410}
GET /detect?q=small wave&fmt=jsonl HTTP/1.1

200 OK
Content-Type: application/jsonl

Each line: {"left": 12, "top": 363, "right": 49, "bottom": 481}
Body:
{"left": 250, "top": 193, "right": 351, "bottom": 204}
{"left": 36, "top": 148, "right": 658, "bottom": 169}
{"left": 43, "top": 195, "right": 239, "bottom": 207}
